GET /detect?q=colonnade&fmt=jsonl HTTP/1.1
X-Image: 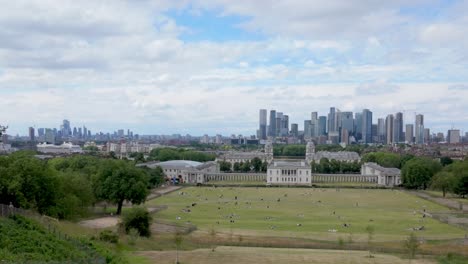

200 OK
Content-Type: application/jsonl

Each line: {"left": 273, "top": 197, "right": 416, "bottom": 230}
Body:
{"left": 311, "top": 174, "right": 377, "bottom": 183}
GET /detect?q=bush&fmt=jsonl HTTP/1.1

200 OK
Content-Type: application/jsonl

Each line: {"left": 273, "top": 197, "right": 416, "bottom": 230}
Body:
{"left": 121, "top": 207, "right": 152, "bottom": 237}
{"left": 99, "top": 230, "right": 119, "bottom": 244}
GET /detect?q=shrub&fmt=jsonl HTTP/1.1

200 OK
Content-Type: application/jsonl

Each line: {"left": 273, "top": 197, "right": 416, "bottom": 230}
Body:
{"left": 99, "top": 230, "right": 119, "bottom": 244}
{"left": 121, "top": 207, "right": 152, "bottom": 237}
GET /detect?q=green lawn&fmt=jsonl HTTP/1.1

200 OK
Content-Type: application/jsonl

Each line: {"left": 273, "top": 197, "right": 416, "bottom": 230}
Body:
{"left": 148, "top": 187, "right": 465, "bottom": 242}
{"left": 423, "top": 190, "right": 468, "bottom": 204}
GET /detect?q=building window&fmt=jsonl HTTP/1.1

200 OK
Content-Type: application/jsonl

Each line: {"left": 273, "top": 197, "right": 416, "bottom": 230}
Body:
{"left": 270, "top": 177, "right": 272, "bottom": 182}
{"left": 299, "top": 171, "right": 302, "bottom": 175}
{"left": 277, "top": 177, "right": 279, "bottom": 181}
{"left": 306, "top": 178, "right": 309, "bottom": 182}
{"left": 306, "top": 171, "right": 309, "bottom": 175}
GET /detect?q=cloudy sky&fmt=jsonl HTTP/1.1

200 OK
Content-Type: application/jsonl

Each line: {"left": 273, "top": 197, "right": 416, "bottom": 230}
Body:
{"left": 1, "top": 0, "right": 467, "bottom": 136}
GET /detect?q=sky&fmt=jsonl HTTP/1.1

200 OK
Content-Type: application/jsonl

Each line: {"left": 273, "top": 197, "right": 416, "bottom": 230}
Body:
{"left": 1, "top": 0, "right": 467, "bottom": 136}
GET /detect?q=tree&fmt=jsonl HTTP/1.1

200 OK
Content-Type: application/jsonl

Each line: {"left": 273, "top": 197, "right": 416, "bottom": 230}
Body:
{"left": 148, "top": 166, "right": 165, "bottom": 188}
{"left": 233, "top": 162, "right": 241, "bottom": 172}
{"left": 219, "top": 161, "right": 232, "bottom": 172}
{"left": 453, "top": 174, "right": 468, "bottom": 198}
{"left": 440, "top": 157, "right": 454, "bottom": 167}
{"left": 431, "top": 172, "right": 456, "bottom": 197}
{"left": 251, "top": 157, "right": 262, "bottom": 172}
{"left": 402, "top": 158, "right": 442, "bottom": 189}
{"left": 95, "top": 160, "right": 149, "bottom": 215}
{"left": 404, "top": 233, "right": 419, "bottom": 259}
{"left": 121, "top": 207, "right": 152, "bottom": 237}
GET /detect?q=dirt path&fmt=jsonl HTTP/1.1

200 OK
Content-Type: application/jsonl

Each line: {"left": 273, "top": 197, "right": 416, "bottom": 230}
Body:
{"left": 407, "top": 191, "right": 467, "bottom": 212}
{"left": 146, "top": 185, "right": 183, "bottom": 201}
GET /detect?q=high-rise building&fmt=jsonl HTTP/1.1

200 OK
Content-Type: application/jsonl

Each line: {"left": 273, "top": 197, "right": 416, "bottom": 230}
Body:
{"left": 393, "top": 112, "right": 403, "bottom": 143}
{"left": 310, "top": 112, "right": 319, "bottom": 138}
{"left": 341, "top": 112, "right": 354, "bottom": 135}
{"left": 304, "top": 120, "right": 312, "bottom": 139}
{"left": 318, "top": 116, "right": 327, "bottom": 136}
{"left": 28, "top": 127, "right": 35, "bottom": 142}
{"left": 385, "top": 114, "right": 394, "bottom": 145}
{"left": 415, "top": 114, "right": 424, "bottom": 144}
{"left": 45, "top": 128, "right": 55, "bottom": 144}
{"left": 290, "top": 123, "right": 298, "bottom": 138}
{"left": 259, "top": 109, "right": 267, "bottom": 140}
{"left": 354, "top": 112, "right": 363, "bottom": 141}
{"left": 362, "top": 109, "right": 373, "bottom": 144}
{"left": 371, "top": 124, "right": 378, "bottom": 143}
{"left": 275, "top": 112, "right": 282, "bottom": 137}
{"left": 424, "top": 128, "right": 431, "bottom": 144}
{"left": 447, "top": 129, "right": 461, "bottom": 144}
{"left": 38, "top": 128, "right": 45, "bottom": 137}
{"left": 377, "top": 118, "right": 385, "bottom": 144}
{"left": 269, "top": 110, "right": 276, "bottom": 137}
{"left": 61, "top": 119, "right": 71, "bottom": 138}
{"left": 405, "top": 124, "right": 414, "bottom": 144}
{"left": 328, "top": 107, "right": 336, "bottom": 133}
{"left": 282, "top": 115, "right": 289, "bottom": 136}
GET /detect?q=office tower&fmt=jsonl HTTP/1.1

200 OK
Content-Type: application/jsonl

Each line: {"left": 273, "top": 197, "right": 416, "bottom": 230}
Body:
{"left": 393, "top": 112, "right": 403, "bottom": 143}
{"left": 28, "top": 127, "right": 35, "bottom": 142}
{"left": 436, "top": 132, "right": 445, "bottom": 143}
{"left": 78, "top": 127, "right": 83, "bottom": 138}
{"left": 310, "top": 112, "right": 319, "bottom": 137}
{"left": 269, "top": 110, "right": 276, "bottom": 137}
{"left": 424, "top": 128, "right": 430, "bottom": 143}
{"left": 377, "top": 118, "right": 385, "bottom": 144}
{"left": 405, "top": 124, "right": 414, "bottom": 144}
{"left": 259, "top": 109, "right": 267, "bottom": 140}
{"left": 73, "top": 127, "right": 77, "bottom": 137}
{"left": 415, "top": 114, "right": 424, "bottom": 144}
{"left": 362, "top": 109, "right": 373, "bottom": 144}
{"left": 83, "top": 126, "right": 88, "bottom": 139}
{"left": 275, "top": 112, "right": 282, "bottom": 137}
{"left": 328, "top": 107, "right": 336, "bottom": 133}
{"left": 385, "top": 114, "right": 394, "bottom": 145}
{"left": 372, "top": 124, "right": 378, "bottom": 143}
{"left": 62, "top": 119, "right": 71, "bottom": 138}
{"left": 341, "top": 112, "right": 354, "bottom": 135}
{"left": 45, "top": 128, "right": 55, "bottom": 144}
{"left": 354, "top": 112, "right": 362, "bottom": 141}
{"left": 318, "top": 116, "right": 327, "bottom": 136}
{"left": 291, "top": 123, "right": 299, "bottom": 138}
{"left": 341, "top": 128, "right": 349, "bottom": 145}
{"left": 38, "top": 128, "right": 45, "bottom": 137}
{"left": 304, "top": 120, "right": 312, "bottom": 139}
{"left": 282, "top": 115, "right": 289, "bottom": 136}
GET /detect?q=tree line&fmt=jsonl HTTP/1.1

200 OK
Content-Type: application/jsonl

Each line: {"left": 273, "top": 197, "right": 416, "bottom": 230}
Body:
{"left": 219, "top": 157, "right": 268, "bottom": 173}
{"left": 0, "top": 152, "right": 165, "bottom": 219}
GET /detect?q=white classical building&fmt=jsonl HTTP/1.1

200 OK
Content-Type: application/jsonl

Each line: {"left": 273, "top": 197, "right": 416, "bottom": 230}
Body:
{"left": 267, "top": 160, "right": 312, "bottom": 186}
{"left": 137, "top": 160, "right": 219, "bottom": 184}
{"left": 216, "top": 141, "right": 274, "bottom": 164}
{"left": 36, "top": 142, "right": 83, "bottom": 154}
{"left": 361, "top": 162, "right": 401, "bottom": 187}
{"left": 305, "top": 141, "right": 360, "bottom": 164}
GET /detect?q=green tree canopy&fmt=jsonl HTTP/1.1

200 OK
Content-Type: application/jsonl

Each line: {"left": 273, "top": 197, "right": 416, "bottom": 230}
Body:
{"left": 401, "top": 157, "right": 442, "bottom": 189}
{"left": 94, "top": 160, "right": 149, "bottom": 215}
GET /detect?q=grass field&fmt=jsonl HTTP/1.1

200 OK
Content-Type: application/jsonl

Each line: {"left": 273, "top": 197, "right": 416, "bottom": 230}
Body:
{"left": 148, "top": 187, "right": 465, "bottom": 242}
{"left": 135, "top": 246, "right": 436, "bottom": 264}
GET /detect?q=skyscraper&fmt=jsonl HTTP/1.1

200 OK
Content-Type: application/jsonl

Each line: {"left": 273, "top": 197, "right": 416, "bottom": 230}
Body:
{"left": 341, "top": 112, "right": 354, "bottom": 135}
{"left": 354, "top": 112, "right": 362, "bottom": 141}
{"left": 385, "top": 114, "right": 394, "bottom": 145}
{"left": 304, "top": 120, "right": 312, "bottom": 139}
{"left": 377, "top": 118, "right": 385, "bottom": 144}
{"left": 269, "top": 110, "right": 276, "bottom": 137}
{"left": 447, "top": 129, "right": 461, "bottom": 144}
{"left": 310, "top": 112, "right": 319, "bottom": 137}
{"left": 318, "top": 116, "right": 327, "bottom": 136}
{"left": 328, "top": 107, "right": 336, "bottom": 133}
{"left": 424, "top": 128, "right": 430, "bottom": 144}
{"left": 291, "top": 123, "right": 298, "bottom": 138}
{"left": 393, "top": 112, "right": 403, "bottom": 143}
{"left": 362, "top": 109, "right": 373, "bottom": 144}
{"left": 28, "top": 127, "right": 35, "bottom": 142}
{"left": 415, "top": 114, "right": 424, "bottom": 144}
{"left": 405, "top": 124, "right": 414, "bottom": 144}
{"left": 259, "top": 109, "right": 267, "bottom": 140}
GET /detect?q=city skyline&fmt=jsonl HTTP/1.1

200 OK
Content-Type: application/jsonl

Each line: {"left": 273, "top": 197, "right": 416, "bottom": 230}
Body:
{"left": 1, "top": 1, "right": 468, "bottom": 135}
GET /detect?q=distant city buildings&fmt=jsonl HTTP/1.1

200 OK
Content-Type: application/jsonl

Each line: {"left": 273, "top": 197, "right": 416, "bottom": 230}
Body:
{"left": 256, "top": 108, "right": 463, "bottom": 146}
